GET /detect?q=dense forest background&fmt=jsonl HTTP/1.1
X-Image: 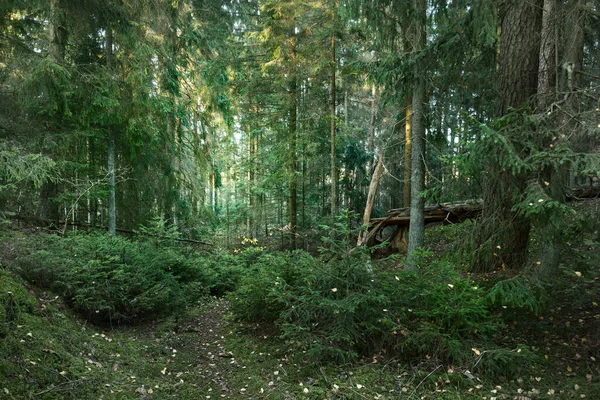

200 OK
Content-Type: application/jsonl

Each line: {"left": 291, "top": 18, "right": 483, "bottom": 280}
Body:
{"left": 1, "top": 0, "right": 599, "bottom": 268}
{"left": 1, "top": 1, "right": 600, "bottom": 398}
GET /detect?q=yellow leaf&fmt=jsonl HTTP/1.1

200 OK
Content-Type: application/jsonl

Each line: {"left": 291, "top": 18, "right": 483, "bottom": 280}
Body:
{"left": 575, "top": 271, "right": 582, "bottom": 277}
{"left": 472, "top": 348, "right": 481, "bottom": 356}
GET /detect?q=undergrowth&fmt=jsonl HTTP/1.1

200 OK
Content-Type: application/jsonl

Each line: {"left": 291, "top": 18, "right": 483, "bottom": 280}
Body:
{"left": 11, "top": 229, "right": 244, "bottom": 325}
{"left": 229, "top": 213, "right": 528, "bottom": 375}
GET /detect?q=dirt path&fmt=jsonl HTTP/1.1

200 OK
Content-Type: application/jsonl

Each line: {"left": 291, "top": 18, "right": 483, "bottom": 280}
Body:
{"left": 172, "top": 298, "right": 240, "bottom": 397}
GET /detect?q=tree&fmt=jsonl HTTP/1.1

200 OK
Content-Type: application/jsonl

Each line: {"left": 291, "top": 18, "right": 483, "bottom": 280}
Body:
{"left": 473, "top": 0, "right": 543, "bottom": 271}
{"left": 406, "top": 0, "right": 427, "bottom": 268}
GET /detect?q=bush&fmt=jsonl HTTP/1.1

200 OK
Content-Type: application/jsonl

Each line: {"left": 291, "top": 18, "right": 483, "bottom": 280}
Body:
{"left": 13, "top": 232, "right": 223, "bottom": 324}
{"left": 230, "top": 215, "right": 499, "bottom": 364}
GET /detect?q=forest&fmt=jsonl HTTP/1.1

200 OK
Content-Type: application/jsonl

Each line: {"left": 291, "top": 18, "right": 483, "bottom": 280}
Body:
{"left": 1, "top": 0, "right": 600, "bottom": 398}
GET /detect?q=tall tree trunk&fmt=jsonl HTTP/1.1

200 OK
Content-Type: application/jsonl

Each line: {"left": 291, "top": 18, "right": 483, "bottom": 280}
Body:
{"left": 367, "top": 84, "right": 377, "bottom": 174}
{"left": 537, "top": 0, "right": 585, "bottom": 278}
{"left": 474, "top": 0, "right": 543, "bottom": 271}
{"left": 403, "top": 99, "right": 413, "bottom": 208}
{"left": 106, "top": 28, "right": 116, "bottom": 235}
{"left": 108, "top": 135, "right": 116, "bottom": 235}
{"left": 537, "top": 0, "right": 560, "bottom": 278}
{"left": 406, "top": 0, "right": 427, "bottom": 270}
{"left": 39, "top": 0, "right": 68, "bottom": 225}
{"left": 289, "top": 37, "right": 298, "bottom": 249}
{"left": 330, "top": 23, "right": 337, "bottom": 218}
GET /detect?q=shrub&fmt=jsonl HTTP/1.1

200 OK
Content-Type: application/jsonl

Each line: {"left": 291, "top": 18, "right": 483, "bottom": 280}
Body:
{"left": 230, "top": 217, "right": 500, "bottom": 364}
{"left": 13, "top": 232, "right": 222, "bottom": 324}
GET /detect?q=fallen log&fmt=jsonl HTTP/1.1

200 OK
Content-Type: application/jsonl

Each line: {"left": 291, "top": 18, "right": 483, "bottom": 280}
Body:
{"left": 362, "top": 200, "right": 482, "bottom": 250}
{"left": 370, "top": 200, "right": 483, "bottom": 228}
{"left": 364, "top": 183, "right": 600, "bottom": 252}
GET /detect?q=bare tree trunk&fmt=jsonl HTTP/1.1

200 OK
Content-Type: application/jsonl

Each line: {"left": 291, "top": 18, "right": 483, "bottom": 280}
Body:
{"left": 367, "top": 84, "right": 377, "bottom": 174}
{"left": 406, "top": 0, "right": 427, "bottom": 270}
{"left": 403, "top": 99, "right": 413, "bottom": 208}
{"left": 106, "top": 28, "right": 116, "bottom": 236}
{"left": 537, "top": 0, "right": 556, "bottom": 109}
{"left": 357, "top": 156, "right": 384, "bottom": 246}
{"left": 537, "top": 0, "right": 585, "bottom": 279}
{"left": 330, "top": 25, "right": 337, "bottom": 218}
{"left": 108, "top": 135, "right": 116, "bottom": 235}
{"left": 289, "top": 37, "right": 298, "bottom": 249}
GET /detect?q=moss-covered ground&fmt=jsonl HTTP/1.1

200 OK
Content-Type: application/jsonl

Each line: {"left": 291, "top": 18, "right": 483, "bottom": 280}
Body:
{"left": 1, "top": 217, "right": 599, "bottom": 399}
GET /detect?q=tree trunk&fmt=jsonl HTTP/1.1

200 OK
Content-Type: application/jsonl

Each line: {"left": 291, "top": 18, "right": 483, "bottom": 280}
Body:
{"left": 106, "top": 28, "right": 117, "bottom": 236}
{"left": 474, "top": 0, "right": 543, "bottom": 271}
{"left": 537, "top": 0, "right": 556, "bottom": 110}
{"left": 108, "top": 135, "right": 116, "bottom": 235}
{"left": 406, "top": 0, "right": 427, "bottom": 270}
{"left": 367, "top": 84, "right": 377, "bottom": 174}
{"left": 357, "top": 156, "right": 384, "bottom": 246}
{"left": 497, "top": 1, "right": 543, "bottom": 116}
{"left": 289, "top": 37, "right": 298, "bottom": 249}
{"left": 537, "top": 0, "right": 585, "bottom": 279}
{"left": 403, "top": 99, "right": 413, "bottom": 208}
{"left": 330, "top": 25, "right": 337, "bottom": 218}
{"left": 536, "top": 0, "right": 561, "bottom": 278}
{"left": 39, "top": 0, "right": 68, "bottom": 226}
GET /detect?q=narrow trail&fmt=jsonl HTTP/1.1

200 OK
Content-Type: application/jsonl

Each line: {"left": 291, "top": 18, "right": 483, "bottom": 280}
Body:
{"left": 171, "top": 298, "right": 240, "bottom": 397}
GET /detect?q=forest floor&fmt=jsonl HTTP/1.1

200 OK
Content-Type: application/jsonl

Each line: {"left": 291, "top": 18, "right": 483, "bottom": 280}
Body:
{"left": 1, "top": 219, "right": 600, "bottom": 399}
{"left": 1, "top": 273, "right": 599, "bottom": 399}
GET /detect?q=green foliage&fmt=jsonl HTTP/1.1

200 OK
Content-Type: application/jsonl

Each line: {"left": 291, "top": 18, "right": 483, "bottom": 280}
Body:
{"left": 471, "top": 344, "right": 536, "bottom": 379}
{"left": 13, "top": 233, "right": 226, "bottom": 324}
{"left": 0, "top": 141, "right": 57, "bottom": 222}
{"left": 231, "top": 220, "right": 499, "bottom": 364}
{"left": 487, "top": 276, "right": 542, "bottom": 314}
{"left": 385, "top": 250, "right": 497, "bottom": 361}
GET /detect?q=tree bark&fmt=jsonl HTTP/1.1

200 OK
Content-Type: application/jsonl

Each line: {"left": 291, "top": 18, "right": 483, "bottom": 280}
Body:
{"left": 357, "top": 156, "right": 384, "bottom": 246}
{"left": 330, "top": 22, "right": 337, "bottom": 218}
{"left": 497, "top": 1, "right": 543, "bottom": 116}
{"left": 403, "top": 100, "right": 413, "bottom": 208}
{"left": 406, "top": 0, "right": 427, "bottom": 270}
{"left": 537, "top": 0, "right": 585, "bottom": 279}
{"left": 474, "top": 0, "right": 543, "bottom": 271}
{"left": 39, "top": 0, "right": 68, "bottom": 225}
{"left": 367, "top": 84, "right": 377, "bottom": 174}
{"left": 289, "top": 36, "right": 298, "bottom": 249}
{"left": 537, "top": 0, "right": 556, "bottom": 110}
{"left": 106, "top": 28, "right": 116, "bottom": 236}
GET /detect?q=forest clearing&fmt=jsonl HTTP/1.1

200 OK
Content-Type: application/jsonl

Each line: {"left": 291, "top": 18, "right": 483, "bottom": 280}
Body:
{"left": 1, "top": 0, "right": 600, "bottom": 398}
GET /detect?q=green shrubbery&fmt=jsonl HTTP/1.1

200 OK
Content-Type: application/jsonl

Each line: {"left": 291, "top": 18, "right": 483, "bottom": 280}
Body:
{"left": 13, "top": 232, "right": 239, "bottom": 324}
{"left": 230, "top": 217, "right": 500, "bottom": 364}
{"left": 5, "top": 216, "right": 544, "bottom": 372}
